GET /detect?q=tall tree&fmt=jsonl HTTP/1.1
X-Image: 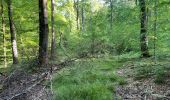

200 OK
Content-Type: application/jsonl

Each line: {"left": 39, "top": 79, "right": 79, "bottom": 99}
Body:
{"left": 153, "top": 0, "right": 158, "bottom": 62}
{"left": 90, "top": 1, "right": 94, "bottom": 55}
{"left": 135, "top": 0, "right": 138, "bottom": 5}
{"left": 50, "top": 0, "right": 56, "bottom": 60}
{"left": 7, "top": 0, "right": 19, "bottom": 64}
{"left": 74, "top": 0, "right": 80, "bottom": 30}
{"left": 110, "top": 0, "right": 113, "bottom": 29}
{"left": 39, "top": 0, "right": 49, "bottom": 66}
{"left": 139, "top": 0, "right": 150, "bottom": 57}
{"left": 81, "top": 0, "right": 85, "bottom": 32}
{"left": 1, "top": 0, "right": 7, "bottom": 67}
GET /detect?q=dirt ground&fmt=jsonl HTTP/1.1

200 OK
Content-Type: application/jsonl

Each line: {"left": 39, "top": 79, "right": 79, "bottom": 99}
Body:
{"left": 115, "top": 63, "right": 170, "bottom": 100}
{"left": 0, "top": 69, "right": 53, "bottom": 100}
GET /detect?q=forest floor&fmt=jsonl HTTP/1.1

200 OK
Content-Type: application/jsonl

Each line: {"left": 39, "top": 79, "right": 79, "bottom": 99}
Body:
{"left": 0, "top": 67, "right": 53, "bottom": 100}
{"left": 0, "top": 55, "right": 170, "bottom": 100}
{"left": 115, "top": 58, "right": 170, "bottom": 100}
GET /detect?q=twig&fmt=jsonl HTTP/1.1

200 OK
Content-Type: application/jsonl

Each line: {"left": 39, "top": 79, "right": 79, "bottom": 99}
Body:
{"left": 151, "top": 94, "right": 170, "bottom": 100}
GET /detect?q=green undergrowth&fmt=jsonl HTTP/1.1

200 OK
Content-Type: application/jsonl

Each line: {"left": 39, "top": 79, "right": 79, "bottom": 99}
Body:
{"left": 0, "top": 64, "right": 21, "bottom": 75}
{"left": 134, "top": 58, "right": 170, "bottom": 84}
{"left": 52, "top": 58, "right": 126, "bottom": 100}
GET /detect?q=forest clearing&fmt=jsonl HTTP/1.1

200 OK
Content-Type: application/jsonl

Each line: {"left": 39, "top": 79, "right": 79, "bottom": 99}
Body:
{"left": 0, "top": 0, "right": 170, "bottom": 100}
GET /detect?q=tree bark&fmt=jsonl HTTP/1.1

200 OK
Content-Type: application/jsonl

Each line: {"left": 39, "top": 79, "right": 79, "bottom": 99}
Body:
{"left": 81, "top": 0, "right": 85, "bottom": 32}
{"left": 90, "top": 3, "right": 94, "bottom": 55}
{"left": 1, "top": 0, "right": 7, "bottom": 67}
{"left": 74, "top": 0, "right": 79, "bottom": 30}
{"left": 50, "top": 0, "right": 56, "bottom": 60}
{"left": 110, "top": 0, "right": 113, "bottom": 29}
{"left": 39, "top": 0, "right": 49, "bottom": 66}
{"left": 139, "top": 0, "right": 150, "bottom": 57}
{"left": 135, "top": 0, "right": 138, "bottom": 5}
{"left": 7, "top": 0, "right": 19, "bottom": 64}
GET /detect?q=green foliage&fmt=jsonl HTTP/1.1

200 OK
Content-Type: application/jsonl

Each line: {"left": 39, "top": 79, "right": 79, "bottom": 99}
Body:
{"left": 20, "top": 58, "right": 39, "bottom": 72}
{"left": 0, "top": 0, "right": 170, "bottom": 65}
{"left": 0, "top": 0, "right": 169, "bottom": 99}
{"left": 154, "top": 68, "right": 166, "bottom": 84}
{"left": 55, "top": 83, "right": 112, "bottom": 100}
{"left": 154, "top": 65, "right": 170, "bottom": 84}
{"left": 134, "top": 63, "right": 154, "bottom": 79}
{"left": 133, "top": 59, "right": 170, "bottom": 84}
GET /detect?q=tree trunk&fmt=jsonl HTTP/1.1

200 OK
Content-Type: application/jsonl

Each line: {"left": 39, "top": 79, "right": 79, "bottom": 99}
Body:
{"left": 1, "top": 0, "right": 7, "bottom": 67}
{"left": 76, "top": 0, "right": 79, "bottom": 30}
{"left": 139, "top": 0, "right": 150, "bottom": 57}
{"left": 39, "top": 0, "right": 49, "bottom": 66}
{"left": 50, "top": 0, "right": 56, "bottom": 60}
{"left": 135, "top": 0, "right": 138, "bottom": 5}
{"left": 90, "top": 3, "right": 94, "bottom": 56}
{"left": 110, "top": 0, "right": 113, "bottom": 29}
{"left": 153, "top": 0, "right": 158, "bottom": 62}
{"left": 81, "top": 0, "right": 85, "bottom": 32}
{"left": 7, "top": 0, "right": 19, "bottom": 64}
{"left": 74, "top": 0, "right": 80, "bottom": 30}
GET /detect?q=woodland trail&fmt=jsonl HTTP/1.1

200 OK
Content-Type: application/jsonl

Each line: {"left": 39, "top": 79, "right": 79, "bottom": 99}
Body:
{"left": 0, "top": 58, "right": 170, "bottom": 100}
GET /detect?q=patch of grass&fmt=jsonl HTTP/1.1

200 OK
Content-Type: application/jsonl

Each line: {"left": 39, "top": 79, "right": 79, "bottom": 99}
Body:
{"left": 0, "top": 64, "right": 20, "bottom": 75}
{"left": 154, "top": 65, "right": 170, "bottom": 84}
{"left": 55, "top": 83, "right": 113, "bottom": 100}
{"left": 116, "top": 51, "right": 140, "bottom": 63}
{"left": 134, "top": 64, "right": 154, "bottom": 80}
{"left": 20, "top": 58, "right": 39, "bottom": 72}
{"left": 52, "top": 58, "right": 125, "bottom": 100}
{"left": 134, "top": 60, "right": 170, "bottom": 84}
{"left": 117, "top": 77, "right": 127, "bottom": 85}
{"left": 154, "top": 69, "right": 166, "bottom": 84}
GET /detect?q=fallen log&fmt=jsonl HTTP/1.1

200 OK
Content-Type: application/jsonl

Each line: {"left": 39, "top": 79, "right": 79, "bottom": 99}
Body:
{"left": 51, "top": 56, "right": 94, "bottom": 72}
{"left": 52, "top": 58, "right": 79, "bottom": 71}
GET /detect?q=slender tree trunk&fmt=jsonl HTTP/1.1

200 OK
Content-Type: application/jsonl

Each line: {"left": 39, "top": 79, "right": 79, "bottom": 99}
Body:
{"left": 139, "top": 0, "right": 150, "bottom": 57}
{"left": 69, "top": 13, "right": 72, "bottom": 32}
{"left": 50, "top": 0, "right": 56, "bottom": 60}
{"left": 81, "top": 0, "right": 85, "bottom": 32}
{"left": 135, "top": 0, "right": 138, "bottom": 5}
{"left": 91, "top": 16, "right": 94, "bottom": 55}
{"left": 1, "top": 0, "right": 7, "bottom": 67}
{"left": 59, "top": 31, "right": 62, "bottom": 47}
{"left": 39, "top": 0, "right": 49, "bottom": 66}
{"left": 153, "top": 0, "right": 158, "bottom": 62}
{"left": 76, "top": 0, "right": 79, "bottom": 30}
{"left": 90, "top": 3, "right": 94, "bottom": 55}
{"left": 110, "top": 0, "right": 113, "bottom": 29}
{"left": 74, "top": 0, "right": 79, "bottom": 30}
{"left": 7, "top": 0, "right": 19, "bottom": 64}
